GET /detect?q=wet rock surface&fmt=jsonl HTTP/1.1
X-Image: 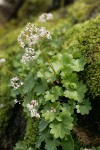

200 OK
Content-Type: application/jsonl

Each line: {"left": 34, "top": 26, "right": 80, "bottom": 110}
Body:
{"left": 0, "top": 104, "right": 26, "bottom": 150}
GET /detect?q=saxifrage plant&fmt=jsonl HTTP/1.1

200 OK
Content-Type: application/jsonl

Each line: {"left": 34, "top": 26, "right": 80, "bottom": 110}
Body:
{"left": 9, "top": 14, "right": 92, "bottom": 150}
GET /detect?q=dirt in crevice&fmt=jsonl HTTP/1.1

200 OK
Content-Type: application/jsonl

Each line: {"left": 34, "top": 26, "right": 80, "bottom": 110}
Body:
{"left": 73, "top": 97, "right": 100, "bottom": 147}
{"left": 0, "top": 104, "right": 26, "bottom": 150}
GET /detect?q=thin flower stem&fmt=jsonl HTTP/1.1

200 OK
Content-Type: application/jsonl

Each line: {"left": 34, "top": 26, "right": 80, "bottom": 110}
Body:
{"left": 39, "top": 47, "right": 56, "bottom": 75}
{"left": 6, "top": 70, "right": 26, "bottom": 98}
{"left": 7, "top": 70, "right": 17, "bottom": 77}
{"left": 18, "top": 88, "right": 26, "bottom": 98}
{"left": 7, "top": 70, "right": 24, "bottom": 80}
{"left": 33, "top": 61, "right": 55, "bottom": 86}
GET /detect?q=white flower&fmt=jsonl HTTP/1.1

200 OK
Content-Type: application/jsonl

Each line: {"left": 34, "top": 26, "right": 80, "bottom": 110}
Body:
{"left": 38, "top": 13, "right": 47, "bottom": 22}
{"left": 10, "top": 76, "right": 23, "bottom": 90}
{"left": 21, "top": 49, "right": 35, "bottom": 64}
{"left": 30, "top": 109, "right": 37, "bottom": 117}
{"left": 18, "top": 23, "right": 40, "bottom": 48}
{"left": 27, "top": 103, "right": 33, "bottom": 111}
{"left": 46, "top": 31, "right": 52, "bottom": 39}
{"left": 26, "top": 100, "right": 40, "bottom": 118}
{"left": 50, "top": 107, "right": 56, "bottom": 113}
{"left": 39, "top": 27, "right": 51, "bottom": 39}
{"left": 0, "top": 104, "right": 4, "bottom": 108}
{"left": 39, "top": 27, "right": 47, "bottom": 37}
{"left": 38, "top": 13, "right": 53, "bottom": 22}
{"left": 31, "top": 100, "right": 38, "bottom": 106}
{"left": 18, "top": 23, "right": 51, "bottom": 64}
{"left": 35, "top": 113, "right": 40, "bottom": 118}
{"left": 30, "top": 108, "right": 40, "bottom": 118}
{"left": 46, "top": 13, "right": 53, "bottom": 20}
{"left": 0, "top": 58, "right": 5, "bottom": 64}
{"left": 84, "top": 148, "right": 91, "bottom": 150}
{"left": 14, "top": 99, "right": 21, "bottom": 104}
{"left": 18, "top": 23, "right": 51, "bottom": 49}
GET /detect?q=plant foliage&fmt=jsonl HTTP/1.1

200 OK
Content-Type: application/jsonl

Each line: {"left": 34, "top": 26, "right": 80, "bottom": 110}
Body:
{"left": 10, "top": 16, "right": 92, "bottom": 150}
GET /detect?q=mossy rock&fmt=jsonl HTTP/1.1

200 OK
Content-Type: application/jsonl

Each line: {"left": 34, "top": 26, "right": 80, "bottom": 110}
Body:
{"left": 24, "top": 117, "right": 39, "bottom": 148}
{"left": 63, "top": 15, "right": 100, "bottom": 99}
{"left": 13, "top": 117, "right": 38, "bottom": 150}
{"left": 67, "top": 0, "right": 100, "bottom": 23}
{"left": 0, "top": 106, "right": 12, "bottom": 135}
{"left": 0, "top": 28, "right": 23, "bottom": 136}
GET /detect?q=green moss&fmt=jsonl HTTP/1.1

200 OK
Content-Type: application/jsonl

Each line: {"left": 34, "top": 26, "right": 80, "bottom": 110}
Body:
{"left": 24, "top": 117, "right": 39, "bottom": 148}
{"left": 0, "top": 28, "right": 23, "bottom": 133}
{"left": 14, "top": 141, "right": 34, "bottom": 150}
{"left": 0, "top": 28, "right": 22, "bottom": 96}
{"left": 67, "top": 0, "right": 100, "bottom": 23}
{"left": 63, "top": 15, "right": 100, "bottom": 98}
{"left": 0, "top": 106, "right": 12, "bottom": 135}
{"left": 13, "top": 117, "right": 39, "bottom": 150}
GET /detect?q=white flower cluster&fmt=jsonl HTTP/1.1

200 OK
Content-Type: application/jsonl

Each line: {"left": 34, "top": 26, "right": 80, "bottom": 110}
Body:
{"left": 27, "top": 100, "right": 40, "bottom": 118}
{"left": 18, "top": 23, "right": 51, "bottom": 64}
{"left": 0, "top": 104, "right": 4, "bottom": 109}
{"left": 0, "top": 58, "right": 5, "bottom": 64}
{"left": 38, "top": 13, "right": 53, "bottom": 22}
{"left": 14, "top": 99, "right": 21, "bottom": 104}
{"left": 50, "top": 108, "right": 56, "bottom": 113}
{"left": 21, "top": 48, "right": 35, "bottom": 64}
{"left": 10, "top": 76, "right": 23, "bottom": 90}
{"left": 47, "top": 107, "right": 56, "bottom": 113}
{"left": 83, "top": 149, "right": 91, "bottom": 150}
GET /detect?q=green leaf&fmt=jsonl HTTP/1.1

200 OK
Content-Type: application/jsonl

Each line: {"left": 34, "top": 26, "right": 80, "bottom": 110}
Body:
{"left": 97, "top": 147, "right": 100, "bottom": 150}
{"left": 59, "top": 111, "right": 74, "bottom": 130}
{"left": 50, "top": 111, "right": 73, "bottom": 138}
{"left": 67, "top": 47, "right": 81, "bottom": 58}
{"left": 62, "top": 52, "right": 73, "bottom": 65}
{"left": 91, "top": 147, "right": 97, "bottom": 150}
{"left": 42, "top": 110, "right": 56, "bottom": 122}
{"left": 64, "top": 90, "right": 81, "bottom": 101}
{"left": 76, "top": 100, "right": 91, "bottom": 115}
{"left": 52, "top": 54, "right": 62, "bottom": 73}
{"left": 64, "top": 83, "right": 87, "bottom": 103}
{"left": 45, "top": 86, "right": 63, "bottom": 102}
{"left": 45, "top": 71, "right": 56, "bottom": 82}
{"left": 23, "top": 73, "right": 35, "bottom": 93}
{"left": 50, "top": 122, "right": 69, "bottom": 138}
{"left": 61, "top": 73, "right": 78, "bottom": 89}
{"left": 39, "top": 119, "right": 49, "bottom": 132}
{"left": 61, "top": 103, "right": 75, "bottom": 114}
{"left": 10, "top": 89, "right": 20, "bottom": 97}
{"left": 45, "top": 91, "right": 56, "bottom": 102}
{"left": 34, "top": 84, "right": 46, "bottom": 95}
{"left": 61, "top": 135, "right": 74, "bottom": 150}
{"left": 14, "top": 141, "right": 28, "bottom": 150}
{"left": 45, "top": 139, "right": 60, "bottom": 150}
{"left": 36, "top": 128, "right": 50, "bottom": 148}
{"left": 71, "top": 57, "right": 86, "bottom": 72}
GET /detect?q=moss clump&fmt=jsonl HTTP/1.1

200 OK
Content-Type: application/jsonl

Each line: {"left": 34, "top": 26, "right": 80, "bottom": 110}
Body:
{"left": 13, "top": 117, "right": 39, "bottom": 150}
{"left": 67, "top": 0, "right": 100, "bottom": 23}
{"left": 0, "top": 28, "right": 23, "bottom": 135}
{"left": 63, "top": 15, "right": 100, "bottom": 99}
{"left": 0, "top": 106, "right": 12, "bottom": 135}
{"left": 24, "top": 117, "right": 39, "bottom": 148}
